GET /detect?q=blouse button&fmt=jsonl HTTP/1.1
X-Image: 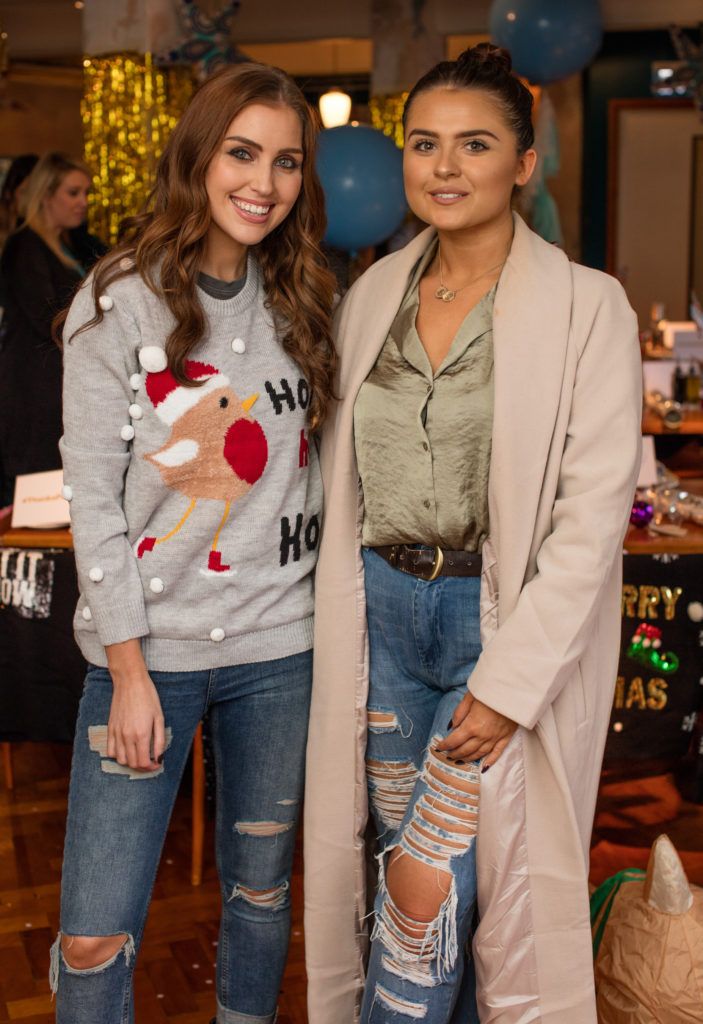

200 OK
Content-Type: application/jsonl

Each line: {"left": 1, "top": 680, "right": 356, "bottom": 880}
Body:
{"left": 231, "top": 338, "right": 246, "bottom": 354}
{"left": 210, "top": 627, "right": 225, "bottom": 642}
{"left": 423, "top": 499, "right": 431, "bottom": 509}
{"left": 422, "top": 442, "right": 429, "bottom": 452}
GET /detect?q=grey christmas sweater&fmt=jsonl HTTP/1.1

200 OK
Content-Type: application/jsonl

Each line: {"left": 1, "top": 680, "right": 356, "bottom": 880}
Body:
{"left": 60, "top": 254, "right": 322, "bottom": 671}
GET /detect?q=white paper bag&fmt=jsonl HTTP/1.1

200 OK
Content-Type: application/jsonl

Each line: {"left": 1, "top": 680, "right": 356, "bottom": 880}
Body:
{"left": 11, "top": 470, "right": 71, "bottom": 529}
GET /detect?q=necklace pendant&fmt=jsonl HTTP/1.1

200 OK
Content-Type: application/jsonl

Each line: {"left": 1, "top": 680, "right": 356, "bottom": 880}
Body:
{"left": 435, "top": 286, "right": 448, "bottom": 300}
{"left": 441, "top": 289, "right": 456, "bottom": 302}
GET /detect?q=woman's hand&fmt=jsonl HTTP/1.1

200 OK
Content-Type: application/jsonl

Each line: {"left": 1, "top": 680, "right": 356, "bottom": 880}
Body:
{"left": 106, "top": 639, "right": 165, "bottom": 772}
{"left": 437, "top": 692, "right": 518, "bottom": 769}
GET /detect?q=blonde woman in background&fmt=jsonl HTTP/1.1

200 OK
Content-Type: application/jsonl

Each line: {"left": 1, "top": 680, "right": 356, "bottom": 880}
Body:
{"left": 0, "top": 152, "right": 104, "bottom": 504}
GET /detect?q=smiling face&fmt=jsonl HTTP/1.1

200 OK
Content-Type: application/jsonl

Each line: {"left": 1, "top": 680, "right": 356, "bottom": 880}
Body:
{"left": 43, "top": 169, "right": 91, "bottom": 232}
{"left": 403, "top": 87, "right": 536, "bottom": 237}
{"left": 204, "top": 102, "right": 304, "bottom": 273}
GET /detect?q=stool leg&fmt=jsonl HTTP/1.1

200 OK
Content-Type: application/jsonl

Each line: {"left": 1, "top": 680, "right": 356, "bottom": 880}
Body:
{"left": 191, "top": 723, "right": 205, "bottom": 886}
{"left": 2, "top": 742, "right": 13, "bottom": 790}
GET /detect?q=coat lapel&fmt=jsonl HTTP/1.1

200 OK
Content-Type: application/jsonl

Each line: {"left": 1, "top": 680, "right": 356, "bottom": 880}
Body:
{"left": 338, "top": 227, "right": 437, "bottom": 404}
{"left": 490, "top": 215, "right": 574, "bottom": 611}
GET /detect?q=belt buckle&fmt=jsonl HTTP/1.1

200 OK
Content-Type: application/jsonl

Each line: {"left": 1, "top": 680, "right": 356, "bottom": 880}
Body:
{"left": 426, "top": 545, "right": 444, "bottom": 581}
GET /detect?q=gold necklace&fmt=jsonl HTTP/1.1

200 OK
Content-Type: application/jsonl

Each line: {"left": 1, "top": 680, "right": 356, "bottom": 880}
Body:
{"left": 435, "top": 249, "right": 506, "bottom": 303}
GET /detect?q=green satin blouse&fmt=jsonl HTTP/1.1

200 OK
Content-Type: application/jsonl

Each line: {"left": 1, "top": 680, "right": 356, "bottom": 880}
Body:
{"left": 354, "top": 241, "right": 494, "bottom": 553}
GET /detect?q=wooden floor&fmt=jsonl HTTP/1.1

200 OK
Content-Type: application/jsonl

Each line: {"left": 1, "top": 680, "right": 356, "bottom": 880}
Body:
{"left": 2, "top": 745, "right": 702, "bottom": 1024}
{"left": 0, "top": 743, "right": 306, "bottom": 1024}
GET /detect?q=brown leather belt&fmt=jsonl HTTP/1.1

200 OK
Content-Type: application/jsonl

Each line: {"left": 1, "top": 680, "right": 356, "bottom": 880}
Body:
{"left": 371, "top": 544, "right": 482, "bottom": 581}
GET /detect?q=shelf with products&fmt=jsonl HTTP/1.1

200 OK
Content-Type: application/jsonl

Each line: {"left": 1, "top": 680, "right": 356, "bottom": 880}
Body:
{"left": 642, "top": 408, "right": 703, "bottom": 435}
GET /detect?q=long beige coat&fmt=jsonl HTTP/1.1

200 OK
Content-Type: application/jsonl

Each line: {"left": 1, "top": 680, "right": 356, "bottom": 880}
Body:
{"left": 304, "top": 215, "right": 642, "bottom": 1023}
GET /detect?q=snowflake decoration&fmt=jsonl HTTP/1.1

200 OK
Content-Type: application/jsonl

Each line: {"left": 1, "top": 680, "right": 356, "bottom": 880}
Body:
{"left": 652, "top": 552, "right": 680, "bottom": 564}
{"left": 163, "top": 1, "right": 247, "bottom": 79}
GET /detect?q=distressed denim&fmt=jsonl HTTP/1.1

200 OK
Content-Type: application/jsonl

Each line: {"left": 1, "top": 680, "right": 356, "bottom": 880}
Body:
{"left": 361, "top": 548, "right": 481, "bottom": 1024}
{"left": 52, "top": 652, "right": 312, "bottom": 1024}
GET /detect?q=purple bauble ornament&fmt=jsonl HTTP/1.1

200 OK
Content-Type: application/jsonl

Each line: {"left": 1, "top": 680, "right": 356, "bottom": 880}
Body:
{"left": 630, "top": 499, "right": 654, "bottom": 528}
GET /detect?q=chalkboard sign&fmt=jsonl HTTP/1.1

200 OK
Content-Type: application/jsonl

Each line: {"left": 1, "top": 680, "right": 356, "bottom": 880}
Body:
{"left": 0, "top": 546, "right": 85, "bottom": 742}
{"left": 606, "top": 552, "right": 703, "bottom": 766}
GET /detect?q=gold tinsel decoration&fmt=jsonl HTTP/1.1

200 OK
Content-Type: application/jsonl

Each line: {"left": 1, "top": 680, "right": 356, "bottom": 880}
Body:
{"left": 82, "top": 53, "right": 195, "bottom": 244}
{"left": 370, "top": 80, "right": 539, "bottom": 151}
{"left": 369, "top": 92, "right": 409, "bottom": 148}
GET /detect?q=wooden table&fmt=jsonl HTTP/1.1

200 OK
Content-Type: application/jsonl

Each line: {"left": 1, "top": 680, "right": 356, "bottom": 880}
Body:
{"left": 625, "top": 520, "right": 703, "bottom": 555}
{"left": 0, "top": 524, "right": 73, "bottom": 549}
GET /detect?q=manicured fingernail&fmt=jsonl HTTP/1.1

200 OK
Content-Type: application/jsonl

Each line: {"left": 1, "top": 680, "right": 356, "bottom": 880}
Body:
{"left": 481, "top": 765, "right": 490, "bottom": 774}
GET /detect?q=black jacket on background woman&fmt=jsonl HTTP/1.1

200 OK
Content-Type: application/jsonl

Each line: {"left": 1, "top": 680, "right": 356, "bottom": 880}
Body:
{"left": 0, "top": 225, "right": 105, "bottom": 496}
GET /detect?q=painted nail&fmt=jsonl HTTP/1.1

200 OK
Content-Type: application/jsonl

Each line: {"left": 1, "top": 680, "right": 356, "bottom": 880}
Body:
{"left": 481, "top": 765, "right": 490, "bottom": 774}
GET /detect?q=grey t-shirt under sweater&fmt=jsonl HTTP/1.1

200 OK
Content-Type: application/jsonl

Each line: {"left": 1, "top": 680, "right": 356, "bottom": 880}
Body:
{"left": 61, "top": 253, "right": 321, "bottom": 671}
{"left": 197, "top": 271, "right": 246, "bottom": 301}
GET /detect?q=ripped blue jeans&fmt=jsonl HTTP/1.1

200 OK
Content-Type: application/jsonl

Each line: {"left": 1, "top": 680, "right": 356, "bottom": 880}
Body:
{"left": 52, "top": 652, "right": 312, "bottom": 1024}
{"left": 361, "top": 548, "right": 481, "bottom": 1024}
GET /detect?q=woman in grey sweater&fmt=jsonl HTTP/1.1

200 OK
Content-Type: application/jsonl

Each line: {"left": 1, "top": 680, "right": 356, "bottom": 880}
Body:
{"left": 51, "top": 64, "right": 336, "bottom": 1024}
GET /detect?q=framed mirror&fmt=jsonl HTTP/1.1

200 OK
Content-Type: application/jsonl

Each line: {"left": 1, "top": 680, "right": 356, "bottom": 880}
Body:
{"left": 689, "top": 134, "right": 703, "bottom": 319}
{"left": 607, "top": 98, "right": 701, "bottom": 324}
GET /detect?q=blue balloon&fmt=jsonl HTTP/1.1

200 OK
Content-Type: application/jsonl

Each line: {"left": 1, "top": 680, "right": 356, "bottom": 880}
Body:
{"left": 489, "top": 0, "right": 603, "bottom": 84}
{"left": 317, "top": 125, "right": 407, "bottom": 251}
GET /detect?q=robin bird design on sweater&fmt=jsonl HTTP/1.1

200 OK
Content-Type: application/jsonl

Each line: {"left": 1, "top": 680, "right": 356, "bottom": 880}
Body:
{"left": 137, "top": 359, "right": 268, "bottom": 575}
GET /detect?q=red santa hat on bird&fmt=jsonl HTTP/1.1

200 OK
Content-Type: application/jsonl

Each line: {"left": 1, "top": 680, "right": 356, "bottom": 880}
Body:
{"left": 138, "top": 347, "right": 229, "bottom": 425}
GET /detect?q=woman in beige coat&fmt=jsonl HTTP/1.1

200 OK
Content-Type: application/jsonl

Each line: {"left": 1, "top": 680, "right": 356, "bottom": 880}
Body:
{"left": 305, "top": 44, "right": 642, "bottom": 1023}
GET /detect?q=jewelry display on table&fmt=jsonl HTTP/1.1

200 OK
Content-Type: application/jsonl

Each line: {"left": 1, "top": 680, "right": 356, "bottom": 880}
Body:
{"left": 645, "top": 390, "right": 684, "bottom": 430}
{"left": 631, "top": 462, "right": 703, "bottom": 536}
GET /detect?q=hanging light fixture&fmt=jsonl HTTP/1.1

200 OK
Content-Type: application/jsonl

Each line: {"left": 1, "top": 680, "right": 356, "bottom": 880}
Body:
{"left": 319, "top": 88, "right": 352, "bottom": 128}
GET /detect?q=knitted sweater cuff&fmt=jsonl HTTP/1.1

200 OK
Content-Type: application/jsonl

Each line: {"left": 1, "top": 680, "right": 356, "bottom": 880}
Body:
{"left": 89, "top": 597, "right": 150, "bottom": 648}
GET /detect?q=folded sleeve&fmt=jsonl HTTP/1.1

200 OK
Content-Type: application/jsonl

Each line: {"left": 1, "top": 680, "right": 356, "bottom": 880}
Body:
{"left": 60, "top": 280, "right": 149, "bottom": 647}
{"left": 468, "top": 276, "right": 643, "bottom": 730}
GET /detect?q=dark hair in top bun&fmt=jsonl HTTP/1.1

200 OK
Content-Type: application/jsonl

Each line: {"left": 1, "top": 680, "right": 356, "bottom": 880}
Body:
{"left": 403, "top": 42, "right": 534, "bottom": 154}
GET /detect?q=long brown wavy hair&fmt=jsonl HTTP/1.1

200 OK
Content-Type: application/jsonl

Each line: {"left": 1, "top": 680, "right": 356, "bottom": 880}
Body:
{"left": 59, "top": 63, "right": 336, "bottom": 426}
